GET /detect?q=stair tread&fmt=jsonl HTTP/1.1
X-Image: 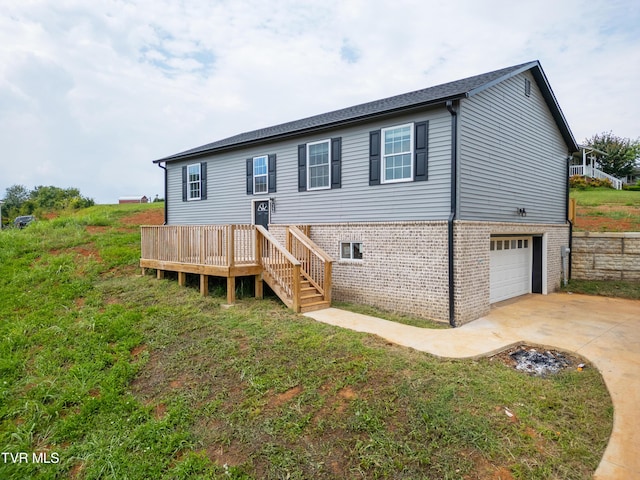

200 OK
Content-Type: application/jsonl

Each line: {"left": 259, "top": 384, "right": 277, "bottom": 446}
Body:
{"left": 300, "top": 301, "right": 331, "bottom": 313}
{"left": 301, "top": 291, "right": 322, "bottom": 297}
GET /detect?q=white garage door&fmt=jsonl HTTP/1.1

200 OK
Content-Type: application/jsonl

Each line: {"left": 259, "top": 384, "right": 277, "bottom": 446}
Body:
{"left": 490, "top": 237, "right": 532, "bottom": 303}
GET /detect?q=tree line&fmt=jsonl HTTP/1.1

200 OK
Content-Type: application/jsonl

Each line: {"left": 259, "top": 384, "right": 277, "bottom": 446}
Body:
{"left": 1, "top": 185, "right": 95, "bottom": 226}
{"left": 578, "top": 132, "right": 640, "bottom": 180}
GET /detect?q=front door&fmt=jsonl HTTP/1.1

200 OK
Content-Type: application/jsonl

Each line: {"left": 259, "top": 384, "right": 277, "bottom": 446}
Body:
{"left": 254, "top": 200, "right": 270, "bottom": 230}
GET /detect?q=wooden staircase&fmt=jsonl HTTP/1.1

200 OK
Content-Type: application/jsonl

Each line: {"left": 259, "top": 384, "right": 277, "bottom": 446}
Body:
{"left": 256, "top": 225, "right": 333, "bottom": 314}
{"left": 299, "top": 275, "right": 331, "bottom": 313}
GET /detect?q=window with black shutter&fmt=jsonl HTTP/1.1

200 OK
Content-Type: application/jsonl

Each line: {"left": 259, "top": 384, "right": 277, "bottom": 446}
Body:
{"left": 369, "top": 122, "right": 428, "bottom": 184}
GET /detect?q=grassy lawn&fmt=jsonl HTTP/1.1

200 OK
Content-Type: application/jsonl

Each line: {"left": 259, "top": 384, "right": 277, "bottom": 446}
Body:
{"left": 570, "top": 188, "right": 640, "bottom": 231}
{"left": 570, "top": 188, "right": 640, "bottom": 206}
{"left": 0, "top": 204, "right": 613, "bottom": 479}
{"left": 333, "top": 302, "right": 449, "bottom": 329}
{"left": 562, "top": 279, "right": 640, "bottom": 300}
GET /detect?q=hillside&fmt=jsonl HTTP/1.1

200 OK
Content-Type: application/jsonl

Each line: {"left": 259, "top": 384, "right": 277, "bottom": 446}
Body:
{"left": 571, "top": 188, "right": 640, "bottom": 231}
{"left": 0, "top": 203, "right": 613, "bottom": 479}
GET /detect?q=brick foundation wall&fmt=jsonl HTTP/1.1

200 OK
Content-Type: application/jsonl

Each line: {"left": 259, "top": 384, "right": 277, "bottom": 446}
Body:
{"left": 272, "top": 222, "right": 451, "bottom": 322}
{"left": 453, "top": 222, "right": 570, "bottom": 325}
{"left": 271, "top": 221, "right": 570, "bottom": 326}
{"left": 572, "top": 232, "right": 640, "bottom": 281}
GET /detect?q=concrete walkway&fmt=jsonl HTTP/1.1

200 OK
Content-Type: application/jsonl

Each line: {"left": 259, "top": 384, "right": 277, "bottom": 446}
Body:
{"left": 305, "top": 293, "right": 640, "bottom": 479}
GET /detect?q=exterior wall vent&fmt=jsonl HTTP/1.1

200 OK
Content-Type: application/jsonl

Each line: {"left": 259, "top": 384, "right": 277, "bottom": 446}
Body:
{"left": 524, "top": 78, "right": 531, "bottom": 97}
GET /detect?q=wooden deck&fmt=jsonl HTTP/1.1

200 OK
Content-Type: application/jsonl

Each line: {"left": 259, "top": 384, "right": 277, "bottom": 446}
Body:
{"left": 140, "top": 224, "right": 332, "bottom": 312}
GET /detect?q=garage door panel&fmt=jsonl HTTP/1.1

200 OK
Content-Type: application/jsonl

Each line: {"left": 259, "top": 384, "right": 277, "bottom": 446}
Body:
{"left": 490, "top": 237, "right": 532, "bottom": 303}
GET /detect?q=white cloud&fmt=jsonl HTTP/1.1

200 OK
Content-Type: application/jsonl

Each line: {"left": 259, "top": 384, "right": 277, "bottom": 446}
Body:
{"left": 0, "top": 0, "right": 639, "bottom": 203}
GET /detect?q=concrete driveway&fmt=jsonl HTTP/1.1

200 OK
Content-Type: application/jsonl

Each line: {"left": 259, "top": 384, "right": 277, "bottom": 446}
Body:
{"left": 305, "top": 293, "right": 640, "bottom": 479}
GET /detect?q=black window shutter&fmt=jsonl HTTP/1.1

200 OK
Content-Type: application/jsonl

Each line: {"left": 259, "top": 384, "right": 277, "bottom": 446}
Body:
{"left": 246, "top": 158, "right": 253, "bottom": 195}
{"left": 369, "top": 130, "right": 381, "bottom": 185}
{"left": 182, "top": 165, "right": 187, "bottom": 201}
{"left": 200, "top": 162, "right": 208, "bottom": 199}
{"left": 414, "top": 121, "right": 428, "bottom": 181}
{"left": 298, "top": 144, "right": 307, "bottom": 192}
{"left": 268, "top": 154, "right": 276, "bottom": 193}
{"left": 331, "top": 137, "right": 342, "bottom": 189}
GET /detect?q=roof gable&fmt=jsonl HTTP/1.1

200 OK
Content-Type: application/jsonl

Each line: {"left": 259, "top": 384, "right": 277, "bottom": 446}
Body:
{"left": 157, "top": 60, "right": 577, "bottom": 163}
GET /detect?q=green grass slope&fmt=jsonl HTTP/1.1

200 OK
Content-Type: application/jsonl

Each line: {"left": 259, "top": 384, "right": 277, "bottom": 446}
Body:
{"left": 0, "top": 204, "right": 613, "bottom": 479}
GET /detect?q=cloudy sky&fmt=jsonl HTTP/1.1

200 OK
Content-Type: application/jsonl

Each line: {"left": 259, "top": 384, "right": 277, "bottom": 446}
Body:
{"left": 1, "top": 0, "right": 639, "bottom": 204}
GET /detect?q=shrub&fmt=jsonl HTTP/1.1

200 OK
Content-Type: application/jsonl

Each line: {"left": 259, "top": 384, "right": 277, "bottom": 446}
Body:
{"left": 570, "top": 175, "right": 613, "bottom": 190}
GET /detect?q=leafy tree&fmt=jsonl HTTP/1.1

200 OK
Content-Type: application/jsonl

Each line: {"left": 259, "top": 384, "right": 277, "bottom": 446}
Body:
{"left": 583, "top": 132, "right": 640, "bottom": 178}
{"left": 2, "top": 184, "right": 30, "bottom": 212}
{"left": 1, "top": 185, "right": 30, "bottom": 224}
{"left": 1, "top": 184, "right": 95, "bottom": 222}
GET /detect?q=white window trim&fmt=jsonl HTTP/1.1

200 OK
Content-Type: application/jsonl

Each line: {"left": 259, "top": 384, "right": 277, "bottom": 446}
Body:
{"left": 381, "top": 123, "right": 414, "bottom": 184}
{"left": 340, "top": 241, "right": 363, "bottom": 262}
{"left": 307, "top": 139, "right": 331, "bottom": 191}
{"left": 253, "top": 155, "right": 269, "bottom": 195}
{"left": 187, "top": 163, "right": 201, "bottom": 201}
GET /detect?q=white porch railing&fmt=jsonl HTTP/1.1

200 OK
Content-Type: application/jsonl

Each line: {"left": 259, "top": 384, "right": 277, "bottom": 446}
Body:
{"left": 569, "top": 165, "right": 623, "bottom": 190}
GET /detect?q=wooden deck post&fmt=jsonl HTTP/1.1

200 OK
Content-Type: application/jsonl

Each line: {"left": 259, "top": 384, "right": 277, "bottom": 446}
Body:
{"left": 157, "top": 269, "right": 165, "bottom": 280}
{"left": 255, "top": 275, "right": 263, "bottom": 299}
{"left": 227, "top": 276, "right": 236, "bottom": 304}
{"left": 324, "top": 261, "right": 332, "bottom": 304}
{"left": 254, "top": 227, "right": 264, "bottom": 299}
{"left": 227, "top": 225, "right": 235, "bottom": 268}
{"left": 292, "top": 264, "right": 301, "bottom": 313}
{"left": 200, "top": 274, "right": 208, "bottom": 296}
{"left": 178, "top": 271, "right": 186, "bottom": 287}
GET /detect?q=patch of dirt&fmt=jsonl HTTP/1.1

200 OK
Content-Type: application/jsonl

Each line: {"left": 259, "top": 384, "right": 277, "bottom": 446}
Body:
{"left": 207, "top": 442, "right": 249, "bottom": 468}
{"left": 131, "top": 344, "right": 147, "bottom": 357}
{"left": 69, "top": 463, "right": 85, "bottom": 479}
{"left": 86, "top": 225, "right": 109, "bottom": 234}
{"left": 153, "top": 403, "right": 167, "bottom": 420}
{"left": 267, "top": 385, "right": 303, "bottom": 409}
{"left": 337, "top": 386, "right": 357, "bottom": 400}
{"left": 574, "top": 205, "right": 640, "bottom": 232}
{"left": 120, "top": 209, "right": 165, "bottom": 226}
{"left": 49, "top": 244, "right": 102, "bottom": 262}
{"left": 463, "top": 451, "right": 515, "bottom": 480}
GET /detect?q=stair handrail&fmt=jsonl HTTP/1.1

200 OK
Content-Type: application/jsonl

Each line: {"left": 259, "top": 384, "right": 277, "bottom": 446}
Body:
{"left": 287, "top": 226, "right": 333, "bottom": 304}
{"left": 288, "top": 226, "right": 333, "bottom": 263}
{"left": 255, "top": 225, "right": 302, "bottom": 312}
{"left": 591, "top": 168, "right": 623, "bottom": 190}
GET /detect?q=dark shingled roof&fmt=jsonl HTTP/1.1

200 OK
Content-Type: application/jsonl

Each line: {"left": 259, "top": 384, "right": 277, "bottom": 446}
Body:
{"left": 156, "top": 60, "right": 577, "bottom": 163}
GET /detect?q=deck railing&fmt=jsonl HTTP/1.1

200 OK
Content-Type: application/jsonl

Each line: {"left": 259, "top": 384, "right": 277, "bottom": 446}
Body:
{"left": 287, "top": 226, "right": 333, "bottom": 303}
{"left": 141, "top": 224, "right": 257, "bottom": 266}
{"left": 141, "top": 224, "right": 331, "bottom": 313}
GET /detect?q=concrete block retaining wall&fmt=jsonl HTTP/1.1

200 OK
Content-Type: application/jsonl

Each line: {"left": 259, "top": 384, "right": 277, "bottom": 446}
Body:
{"left": 572, "top": 232, "right": 640, "bottom": 281}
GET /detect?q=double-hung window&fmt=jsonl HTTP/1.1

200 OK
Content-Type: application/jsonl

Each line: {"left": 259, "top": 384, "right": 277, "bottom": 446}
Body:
{"left": 381, "top": 123, "right": 413, "bottom": 183}
{"left": 187, "top": 163, "right": 201, "bottom": 200}
{"left": 307, "top": 140, "right": 331, "bottom": 190}
{"left": 253, "top": 155, "right": 268, "bottom": 194}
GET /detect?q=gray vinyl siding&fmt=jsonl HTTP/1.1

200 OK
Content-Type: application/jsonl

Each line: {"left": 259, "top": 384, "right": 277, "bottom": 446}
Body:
{"left": 458, "top": 71, "right": 569, "bottom": 224}
{"left": 166, "top": 108, "right": 452, "bottom": 225}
